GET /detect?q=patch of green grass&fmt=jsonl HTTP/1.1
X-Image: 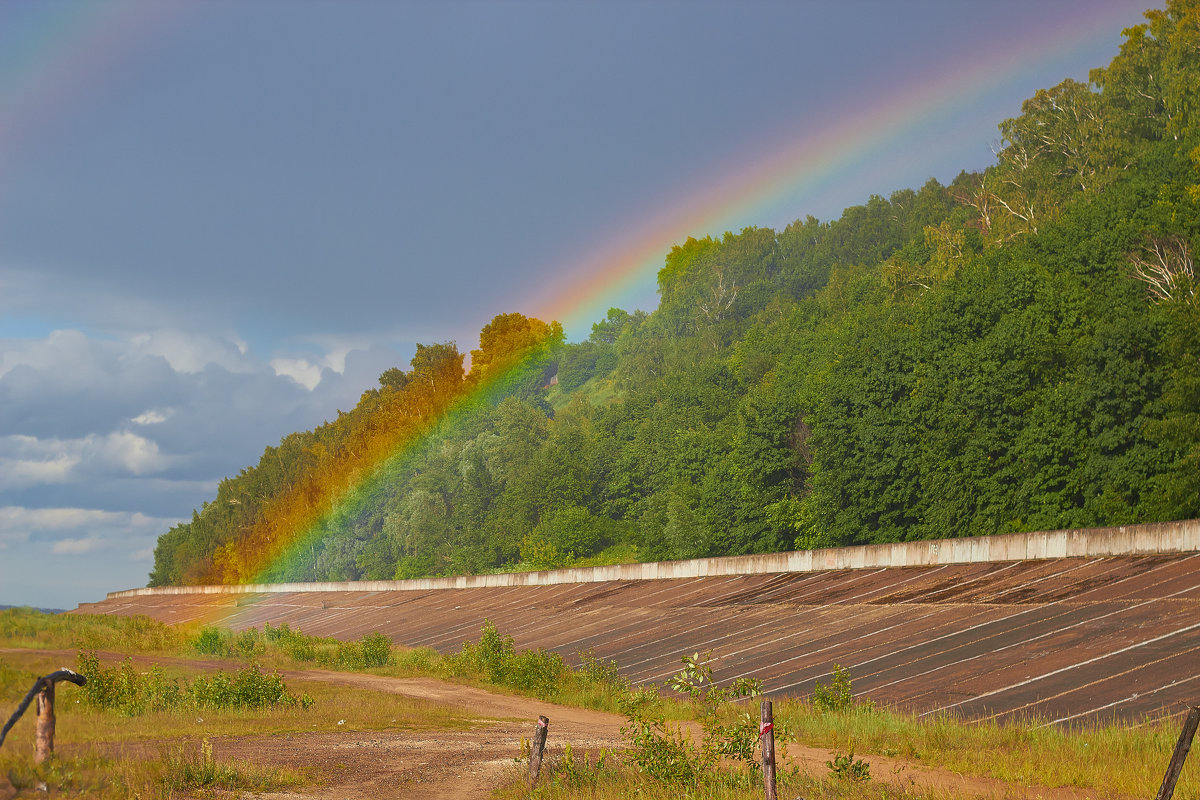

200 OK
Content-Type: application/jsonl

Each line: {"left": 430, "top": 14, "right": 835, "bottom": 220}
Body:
{"left": 0, "top": 649, "right": 476, "bottom": 751}
{"left": 773, "top": 699, "right": 1197, "bottom": 798}
{"left": 496, "top": 754, "right": 939, "bottom": 800}
{"left": 0, "top": 607, "right": 187, "bottom": 654}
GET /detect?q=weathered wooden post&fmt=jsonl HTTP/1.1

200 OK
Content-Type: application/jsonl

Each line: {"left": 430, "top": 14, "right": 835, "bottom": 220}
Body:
{"left": 34, "top": 680, "right": 57, "bottom": 764}
{"left": 529, "top": 715, "right": 550, "bottom": 786}
{"left": 760, "top": 700, "right": 777, "bottom": 800}
{"left": 0, "top": 668, "right": 87, "bottom": 764}
{"left": 1157, "top": 705, "right": 1200, "bottom": 800}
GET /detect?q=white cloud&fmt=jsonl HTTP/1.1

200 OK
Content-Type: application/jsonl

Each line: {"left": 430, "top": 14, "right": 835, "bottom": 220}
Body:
{"left": 0, "top": 323, "right": 414, "bottom": 602}
{"left": 51, "top": 537, "right": 104, "bottom": 555}
{"left": 270, "top": 357, "right": 323, "bottom": 390}
{"left": 101, "top": 431, "right": 169, "bottom": 475}
{"left": 131, "top": 409, "right": 172, "bottom": 425}
{"left": 0, "top": 431, "right": 170, "bottom": 488}
{"left": 0, "top": 506, "right": 184, "bottom": 560}
{"left": 126, "top": 329, "right": 257, "bottom": 374}
{"left": 0, "top": 328, "right": 111, "bottom": 382}
{"left": 0, "top": 506, "right": 165, "bottom": 533}
{"left": 0, "top": 453, "right": 80, "bottom": 487}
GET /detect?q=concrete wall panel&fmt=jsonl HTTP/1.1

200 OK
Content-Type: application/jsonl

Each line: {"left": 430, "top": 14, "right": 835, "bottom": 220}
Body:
{"left": 106, "top": 518, "right": 1198, "bottom": 600}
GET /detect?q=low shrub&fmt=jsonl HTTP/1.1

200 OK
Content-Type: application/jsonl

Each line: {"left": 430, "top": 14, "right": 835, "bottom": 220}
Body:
{"left": 76, "top": 651, "right": 311, "bottom": 714}
{"left": 189, "top": 623, "right": 392, "bottom": 670}
{"left": 827, "top": 749, "right": 871, "bottom": 781}
{"left": 449, "top": 620, "right": 567, "bottom": 697}
{"left": 812, "top": 664, "right": 872, "bottom": 712}
{"left": 620, "top": 651, "right": 764, "bottom": 786}
{"left": 577, "top": 649, "right": 630, "bottom": 693}
{"left": 360, "top": 631, "right": 392, "bottom": 667}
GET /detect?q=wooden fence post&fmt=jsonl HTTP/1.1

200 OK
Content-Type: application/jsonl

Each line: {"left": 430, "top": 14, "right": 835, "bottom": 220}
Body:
{"left": 0, "top": 668, "right": 87, "bottom": 764}
{"left": 1157, "top": 705, "right": 1200, "bottom": 800}
{"left": 529, "top": 715, "right": 550, "bottom": 786}
{"left": 34, "top": 680, "right": 56, "bottom": 765}
{"left": 761, "top": 700, "right": 777, "bottom": 800}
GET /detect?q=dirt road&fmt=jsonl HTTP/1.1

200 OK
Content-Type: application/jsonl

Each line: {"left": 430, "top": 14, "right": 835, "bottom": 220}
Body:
{"left": 247, "top": 669, "right": 627, "bottom": 800}
{"left": 244, "top": 668, "right": 1111, "bottom": 800}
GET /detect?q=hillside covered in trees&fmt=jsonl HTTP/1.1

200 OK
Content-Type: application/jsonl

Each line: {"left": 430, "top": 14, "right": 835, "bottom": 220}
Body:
{"left": 151, "top": 2, "right": 1200, "bottom": 586}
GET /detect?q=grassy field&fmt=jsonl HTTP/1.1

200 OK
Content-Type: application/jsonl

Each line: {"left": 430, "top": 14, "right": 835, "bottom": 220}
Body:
{"left": 1, "top": 607, "right": 1196, "bottom": 799}
{"left": 0, "top": 646, "right": 476, "bottom": 798}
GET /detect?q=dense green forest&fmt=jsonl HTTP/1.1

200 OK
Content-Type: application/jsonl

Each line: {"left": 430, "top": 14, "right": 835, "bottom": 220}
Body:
{"left": 151, "top": 2, "right": 1200, "bottom": 586}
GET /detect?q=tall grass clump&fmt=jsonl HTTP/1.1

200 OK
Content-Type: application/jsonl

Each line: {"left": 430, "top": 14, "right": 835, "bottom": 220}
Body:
{"left": 76, "top": 651, "right": 312, "bottom": 714}
{"left": 190, "top": 622, "right": 393, "bottom": 670}
{"left": 160, "top": 738, "right": 304, "bottom": 794}
{"left": 775, "top": 689, "right": 1200, "bottom": 798}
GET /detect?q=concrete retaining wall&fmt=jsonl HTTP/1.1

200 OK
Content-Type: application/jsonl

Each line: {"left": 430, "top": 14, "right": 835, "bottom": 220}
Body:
{"left": 107, "top": 518, "right": 1200, "bottom": 600}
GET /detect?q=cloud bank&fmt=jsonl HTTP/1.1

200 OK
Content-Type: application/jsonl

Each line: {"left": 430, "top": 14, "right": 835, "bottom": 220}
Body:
{"left": 0, "top": 308, "right": 414, "bottom": 607}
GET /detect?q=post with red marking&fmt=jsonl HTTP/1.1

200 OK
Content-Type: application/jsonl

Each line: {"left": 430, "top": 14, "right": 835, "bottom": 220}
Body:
{"left": 1157, "top": 705, "right": 1200, "bottom": 800}
{"left": 529, "top": 715, "right": 550, "bottom": 786}
{"left": 760, "top": 700, "right": 777, "bottom": 800}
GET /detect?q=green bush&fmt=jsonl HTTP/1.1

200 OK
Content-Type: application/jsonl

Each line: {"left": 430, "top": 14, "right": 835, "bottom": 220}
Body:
{"left": 449, "top": 620, "right": 567, "bottom": 698}
{"left": 76, "top": 651, "right": 311, "bottom": 714}
{"left": 188, "top": 623, "right": 391, "bottom": 671}
{"left": 827, "top": 749, "right": 871, "bottom": 781}
{"left": 76, "top": 651, "right": 183, "bottom": 715}
{"left": 577, "top": 649, "right": 629, "bottom": 692}
{"left": 189, "top": 664, "right": 308, "bottom": 709}
{"left": 192, "top": 627, "right": 228, "bottom": 656}
{"left": 359, "top": 632, "right": 392, "bottom": 668}
{"left": 812, "top": 664, "right": 855, "bottom": 712}
{"left": 620, "top": 651, "right": 764, "bottom": 786}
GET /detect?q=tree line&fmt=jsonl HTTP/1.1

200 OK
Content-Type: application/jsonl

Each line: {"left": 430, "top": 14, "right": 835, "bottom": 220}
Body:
{"left": 151, "top": 1, "right": 1200, "bottom": 586}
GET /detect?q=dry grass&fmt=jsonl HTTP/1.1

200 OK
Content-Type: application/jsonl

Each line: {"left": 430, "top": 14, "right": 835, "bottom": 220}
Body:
{"left": 2, "top": 650, "right": 475, "bottom": 741}
{"left": 493, "top": 750, "right": 957, "bottom": 800}
{"left": 1, "top": 743, "right": 306, "bottom": 800}
{"left": 0, "top": 649, "right": 478, "bottom": 798}
{"left": 770, "top": 700, "right": 1198, "bottom": 798}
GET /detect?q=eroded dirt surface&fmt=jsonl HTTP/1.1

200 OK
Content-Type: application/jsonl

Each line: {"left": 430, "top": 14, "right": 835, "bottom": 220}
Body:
{"left": 1, "top": 650, "right": 1120, "bottom": 799}
{"left": 229, "top": 670, "right": 628, "bottom": 800}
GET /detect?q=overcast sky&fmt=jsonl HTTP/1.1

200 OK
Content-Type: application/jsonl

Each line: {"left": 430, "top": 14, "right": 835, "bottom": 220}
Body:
{"left": 0, "top": 0, "right": 1152, "bottom": 609}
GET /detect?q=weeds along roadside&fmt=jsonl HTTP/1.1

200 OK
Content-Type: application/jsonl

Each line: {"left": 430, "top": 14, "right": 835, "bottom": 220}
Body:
{"left": 3, "top": 608, "right": 1198, "bottom": 798}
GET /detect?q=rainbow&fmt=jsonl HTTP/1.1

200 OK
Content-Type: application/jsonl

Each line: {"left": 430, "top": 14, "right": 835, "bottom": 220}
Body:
{"left": 221, "top": 338, "right": 560, "bottom": 584}
{"left": 249, "top": 0, "right": 1148, "bottom": 583}
{"left": 525, "top": 1, "right": 1151, "bottom": 335}
{"left": 0, "top": 3, "right": 183, "bottom": 177}
{"left": 4, "top": 1, "right": 1155, "bottom": 586}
